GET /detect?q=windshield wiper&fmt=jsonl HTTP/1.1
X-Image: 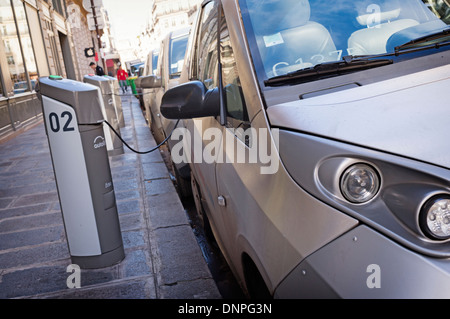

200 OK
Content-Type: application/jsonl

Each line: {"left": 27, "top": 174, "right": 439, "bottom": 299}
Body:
{"left": 265, "top": 28, "right": 450, "bottom": 87}
{"left": 265, "top": 56, "right": 393, "bottom": 87}
{"left": 395, "top": 27, "right": 450, "bottom": 52}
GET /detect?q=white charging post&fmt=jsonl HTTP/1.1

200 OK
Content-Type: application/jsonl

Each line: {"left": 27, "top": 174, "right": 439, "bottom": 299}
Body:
{"left": 83, "top": 75, "right": 124, "bottom": 156}
{"left": 37, "top": 76, "right": 125, "bottom": 269}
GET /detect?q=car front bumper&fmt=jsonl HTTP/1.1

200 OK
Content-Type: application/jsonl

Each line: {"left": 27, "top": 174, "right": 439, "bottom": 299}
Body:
{"left": 274, "top": 225, "right": 450, "bottom": 298}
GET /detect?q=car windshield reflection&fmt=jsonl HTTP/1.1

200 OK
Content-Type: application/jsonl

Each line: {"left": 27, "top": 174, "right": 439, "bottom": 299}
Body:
{"left": 240, "top": 0, "right": 450, "bottom": 80}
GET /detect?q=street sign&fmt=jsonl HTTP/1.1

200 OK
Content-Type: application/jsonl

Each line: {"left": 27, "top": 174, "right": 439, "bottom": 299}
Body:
{"left": 82, "top": 0, "right": 103, "bottom": 13}
{"left": 84, "top": 47, "right": 95, "bottom": 57}
{"left": 87, "top": 12, "right": 105, "bottom": 30}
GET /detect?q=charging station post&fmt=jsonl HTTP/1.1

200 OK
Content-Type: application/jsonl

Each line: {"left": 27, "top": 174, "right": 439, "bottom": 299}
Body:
{"left": 104, "top": 75, "right": 125, "bottom": 128}
{"left": 83, "top": 75, "right": 124, "bottom": 156}
{"left": 37, "top": 76, "right": 125, "bottom": 269}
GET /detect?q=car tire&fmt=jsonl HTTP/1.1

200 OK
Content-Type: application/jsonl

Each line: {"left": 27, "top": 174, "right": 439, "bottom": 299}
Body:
{"left": 242, "top": 254, "right": 272, "bottom": 299}
{"left": 173, "top": 163, "right": 192, "bottom": 199}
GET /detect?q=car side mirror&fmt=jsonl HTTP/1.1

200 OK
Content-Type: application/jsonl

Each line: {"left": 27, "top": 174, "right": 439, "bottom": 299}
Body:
{"left": 136, "top": 75, "right": 162, "bottom": 89}
{"left": 160, "top": 81, "right": 220, "bottom": 119}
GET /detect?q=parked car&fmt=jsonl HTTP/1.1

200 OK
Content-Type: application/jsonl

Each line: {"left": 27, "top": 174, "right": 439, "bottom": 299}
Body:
{"left": 130, "top": 62, "right": 144, "bottom": 77}
{"left": 159, "top": 0, "right": 450, "bottom": 298}
{"left": 135, "top": 64, "right": 146, "bottom": 109}
{"left": 137, "top": 49, "right": 159, "bottom": 127}
{"left": 137, "top": 27, "right": 192, "bottom": 197}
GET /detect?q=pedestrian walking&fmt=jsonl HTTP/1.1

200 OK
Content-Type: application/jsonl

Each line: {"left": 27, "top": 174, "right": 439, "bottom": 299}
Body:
{"left": 117, "top": 65, "right": 129, "bottom": 94}
{"left": 89, "top": 62, "right": 105, "bottom": 76}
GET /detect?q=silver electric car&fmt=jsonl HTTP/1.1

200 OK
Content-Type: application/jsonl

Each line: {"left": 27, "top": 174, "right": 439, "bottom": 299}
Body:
{"left": 137, "top": 27, "right": 192, "bottom": 197}
{"left": 160, "top": 0, "right": 450, "bottom": 298}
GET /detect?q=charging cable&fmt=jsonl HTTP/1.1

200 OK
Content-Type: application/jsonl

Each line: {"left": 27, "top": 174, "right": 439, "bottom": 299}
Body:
{"left": 103, "top": 119, "right": 180, "bottom": 155}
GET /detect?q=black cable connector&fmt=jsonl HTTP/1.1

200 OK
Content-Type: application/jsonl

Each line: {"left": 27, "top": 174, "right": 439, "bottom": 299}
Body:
{"left": 103, "top": 119, "right": 180, "bottom": 154}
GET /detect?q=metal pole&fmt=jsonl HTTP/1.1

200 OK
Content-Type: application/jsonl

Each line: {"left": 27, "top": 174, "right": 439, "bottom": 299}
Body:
{"left": 90, "top": 0, "right": 105, "bottom": 70}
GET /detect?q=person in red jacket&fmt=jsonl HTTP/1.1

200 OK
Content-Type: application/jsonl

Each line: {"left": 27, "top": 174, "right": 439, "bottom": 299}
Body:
{"left": 117, "top": 64, "right": 128, "bottom": 94}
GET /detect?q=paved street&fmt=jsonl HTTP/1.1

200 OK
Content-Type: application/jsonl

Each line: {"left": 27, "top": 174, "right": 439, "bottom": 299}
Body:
{"left": 0, "top": 95, "right": 221, "bottom": 299}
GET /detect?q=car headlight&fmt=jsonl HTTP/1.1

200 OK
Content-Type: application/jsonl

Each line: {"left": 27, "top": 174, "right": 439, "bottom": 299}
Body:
{"left": 340, "top": 163, "right": 380, "bottom": 204}
{"left": 420, "top": 195, "right": 450, "bottom": 240}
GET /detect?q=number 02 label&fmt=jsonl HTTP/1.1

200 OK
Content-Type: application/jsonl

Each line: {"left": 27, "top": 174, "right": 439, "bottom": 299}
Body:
{"left": 48, "top": 111, "right": 75, "bottom": 133}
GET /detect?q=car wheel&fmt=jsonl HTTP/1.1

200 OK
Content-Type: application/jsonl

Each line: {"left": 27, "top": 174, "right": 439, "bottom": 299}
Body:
{"left": 242, "top": 254, "right": 272, "bottom": 299}
{"left": 173, "top": 163, "right": 192, "bottom": 199}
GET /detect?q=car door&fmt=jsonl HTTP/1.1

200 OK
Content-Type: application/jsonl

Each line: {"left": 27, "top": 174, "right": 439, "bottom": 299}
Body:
{"left": 185, "top": 0, "right": 231, "bottom": 249}
{"left": 214, "top": 2, "right": 279, "bottom": 284}
{"left": 213, "top": 3, "right": 256, "bottom": 272}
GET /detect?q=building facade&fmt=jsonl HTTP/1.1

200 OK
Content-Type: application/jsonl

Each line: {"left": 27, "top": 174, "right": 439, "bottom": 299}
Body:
{"left": 100, "top": 7, "right": 120, "bottom": 76}
{"left": 0, "top": 0, "right": 116, "bottom": 139}
{"left": 137, "top": 0, "right": 201, "bottom": 61}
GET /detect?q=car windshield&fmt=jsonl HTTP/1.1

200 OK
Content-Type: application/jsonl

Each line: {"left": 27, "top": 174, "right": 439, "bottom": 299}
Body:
{"left": 131, "top": 63, "right": 144, "bottom": 76}
{"left": 239, "top": 0, "right": 450, "bottom": 82}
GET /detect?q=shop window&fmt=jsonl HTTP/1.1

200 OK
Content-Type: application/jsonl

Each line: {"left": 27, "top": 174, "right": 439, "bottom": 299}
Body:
{"left": 0, "top": 0, "right": 38, "bottom": 94}
{"left": 13, "top": 0, "right": 37, "bottom": 83}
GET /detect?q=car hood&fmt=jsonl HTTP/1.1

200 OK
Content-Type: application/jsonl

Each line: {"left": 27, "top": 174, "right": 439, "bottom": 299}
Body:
{"left": 267, "top": 64, "right": 450, "bottom": 169}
